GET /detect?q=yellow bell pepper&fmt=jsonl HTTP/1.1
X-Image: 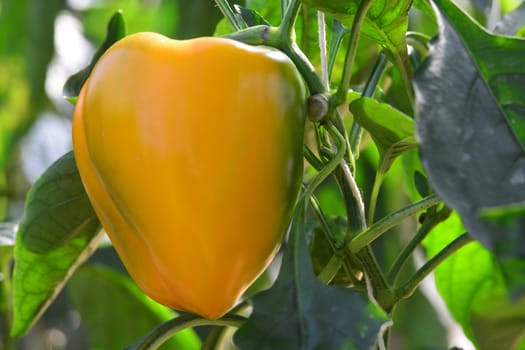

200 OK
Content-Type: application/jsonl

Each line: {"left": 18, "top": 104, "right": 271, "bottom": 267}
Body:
{"left": 73, "top": 32, "right": 305, "bottom": 319}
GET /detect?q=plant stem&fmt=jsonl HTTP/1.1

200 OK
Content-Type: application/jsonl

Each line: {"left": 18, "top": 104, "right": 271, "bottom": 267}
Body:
{"left": 317, "top": 253, "right": 344, "bottom": 284}
{"left": 303, "top": 145, "right": 324, "bottom": 170}
{"left": 339, "top": 159, "right": 365, "bottom": 231}
{"left": 128, "top": 314, "right": 247, "bottom": 350}
{"left": 348, "top": 51, "right": 388, "bottom": 155}
{"left": 396, "top": 233, "right": 474, "bottom": 300}
{"left": 303, "top": 121, "right": 346, "bottom": 202}
{"left": 201, "top": 302, "right": 250, "bottom": 350}
{"left": 214, "top": 0, "right": 246, "bottom": 31}
{"left": 308, "top": 195, "right": 339, "bottom": 252}
{"left": 278, "top": 0, "right": 301, "bottom": 42}
{"left": 333, "top": 0, "right": 373, "bottom": 107}
{"left": 224, "top": 26, "right": 325, "bottom": 94}
{"left": 387, "top": 206, "right": 452, "bottom": 284}
{"left": 317, "top": 11, "right": 329, "bottom": 89}
{"left": 308, "top": 195, "right": 363, "bottom": 288}
{"left": 283, "top": 42, "right": 327, "bottom": 94}
{"left": 333, "top": 134, "right": 392, "bottom": 308}
{"left": 327, "top": 20, "right": 348, "bottom": 80}
{"left": 348, "top": 194, "right": 442, "bottom": 254}
{"left": 366, "top": 170, "right": 385, "bottom": 226}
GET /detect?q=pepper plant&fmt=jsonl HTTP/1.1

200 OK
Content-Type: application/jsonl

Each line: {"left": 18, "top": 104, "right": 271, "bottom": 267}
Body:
{"left": 2, "top": 0, "right": 525, "bottom": 349}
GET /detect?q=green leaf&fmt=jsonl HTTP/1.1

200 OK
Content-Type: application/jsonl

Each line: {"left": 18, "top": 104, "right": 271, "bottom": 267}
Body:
{"left": 245, "top": 0, "right": 281, "bottom": 25}
{"left": 63, "top": 10, "right": 126, "bottom": 99}
{"left": 413, "top": 0, "right": 436, "bottom": 20}
{"left": 216, "top": 0, "right": 280, "bottom": 35}
{"left": 11, "top": 151, "right": 102, "bottom": 337}
{"left": 234, "top": 203, "right": 390, "bottom": 350}
{"left": 424, "top": 212, "right": 525, "bottom": 350}
{"left": 302, "top": 0, "right": 412, "bottom": 84}
{"left": 67, "top": 264, "right": 201, "bottom": 350}
{"left": 413, "top": 170, "right": 431, "bottom": 198}
{"left": 309, "top": 216, "right": 352, "bottom": 285}
{"left": 436, "top": 0, "right": 525, "bottom": 147}
{"left": 235, "top": 5, "right": 270, "bottom": 26}
{"left": 414, "top": 0, "right": 525, "bottom": 279}
{"left": 350, "top": 97, "right": 417, "bottom": 173}
{"left": 479, "top": 203, "right": 525, "bottom": 295}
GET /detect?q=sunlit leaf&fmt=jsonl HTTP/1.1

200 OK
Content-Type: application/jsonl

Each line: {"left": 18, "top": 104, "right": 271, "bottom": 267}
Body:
{"left": 424, "top": 212, "right": 525, "bottom": 350}
{"left": 302, "top": 0, "right": 413, "bottom": 87}
{"left": 351, "top": 97, "right": 417, "bottom": 173}
{"left": 11, "top": 151, "right": 102, "bottom": 337}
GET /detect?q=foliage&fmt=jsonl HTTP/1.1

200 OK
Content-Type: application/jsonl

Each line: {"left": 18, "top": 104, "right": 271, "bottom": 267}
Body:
{"left": 0, "top": 0, "right": 524, "bottom": 349}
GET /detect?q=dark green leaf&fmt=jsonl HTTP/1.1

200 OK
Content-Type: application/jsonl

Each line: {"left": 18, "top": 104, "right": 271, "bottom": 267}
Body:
{"left": 351, "top": 97, "right": 417, "bottom": 173}
{"left": 68, "top": 265, "right": 201, "bottom": 350}
{"left": 414, "top": 0, "right": 525, "bottom": 272}
{"left": 234, "top": 203, "right": 389, "bottom": 350}
{"left": 15, "top": 151, "right": 98, "bottom": 253}
{"left": 494, "top": 2, "right": 525, "bottom": 36}
{"left": 309, "top": 217, "right": 351, "bottom": 285}
{"left": 63, "top": 10, "right": 126, "bottom": 99}
{"left": 414, "top": 170, "right": 431, "bottom": 198}
{"left": 235, "top": 5, "right": 270, "bottom": 26}
{"left": 424, "top": 212, "right": 525, "bottom": 350}
{"left": 11, "top": 151, "right": 102, "bottom": 337}
{"left": 437, "top": 0, "right": 525, "bottom": 146}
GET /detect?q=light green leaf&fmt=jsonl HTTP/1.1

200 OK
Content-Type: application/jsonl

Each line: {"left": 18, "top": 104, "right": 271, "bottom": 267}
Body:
{"left": 68, "top": 264, "right": 201, "bottom": 350}
{"left": 350, "top": 97, "right": 417, "bottom": 173}
{"left": 424, "top": 212, "right": 525, "bottom": 349}
{"left": 302, "top": 0, "right": 413, "bottom": 85}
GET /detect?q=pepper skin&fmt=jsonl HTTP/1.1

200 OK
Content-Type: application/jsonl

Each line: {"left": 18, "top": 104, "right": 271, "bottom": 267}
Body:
{"left": 73, "top": 32, "right": 305, "bottom": 319}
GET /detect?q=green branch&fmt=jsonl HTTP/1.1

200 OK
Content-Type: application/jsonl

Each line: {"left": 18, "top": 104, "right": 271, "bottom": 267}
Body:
{"left": 127, "top": 314, "right": 246, "bottom": 350}
{"left": 278, "top": 0, "right": 301, "bottom": 41}
{"left": 348, "top": 51, "right": 388, "bottom": 157}
{"left": 303, "top": 121, "right": 346, "bottom": 201}
{"left": 396, "top": 233, "right": 474, "bottom": 301}
{"left": 333, "top": 0, "right": 373, "bottom": 106}
{"left": 214, "top": 0, "right": 247, "bottom": 31}
{"left": 387, "top": 206, "right": 452, "bottom": 283}
{"left": 348, "top": 194, "right": 442, "bottom": 254}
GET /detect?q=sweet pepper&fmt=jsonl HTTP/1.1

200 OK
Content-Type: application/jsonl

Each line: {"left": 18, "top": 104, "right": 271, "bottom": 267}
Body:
{"left": 73, "top": 32, "right": 305, "bottom": 319}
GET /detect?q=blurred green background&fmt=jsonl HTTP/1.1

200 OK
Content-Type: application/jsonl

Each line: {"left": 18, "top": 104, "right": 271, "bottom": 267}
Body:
{"left": 2, "top": 0, "right": 519, "bottom": 349}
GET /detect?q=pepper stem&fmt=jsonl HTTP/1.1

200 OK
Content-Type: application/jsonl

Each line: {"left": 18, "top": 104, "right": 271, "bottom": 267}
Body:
{"left": 127, "top": 314, "right": 247, "bottom": 350}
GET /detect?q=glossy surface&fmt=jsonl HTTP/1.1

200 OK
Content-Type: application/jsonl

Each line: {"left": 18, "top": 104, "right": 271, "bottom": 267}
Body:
{"left": 73, "top": 33, "right": 305, "bottom": 319}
